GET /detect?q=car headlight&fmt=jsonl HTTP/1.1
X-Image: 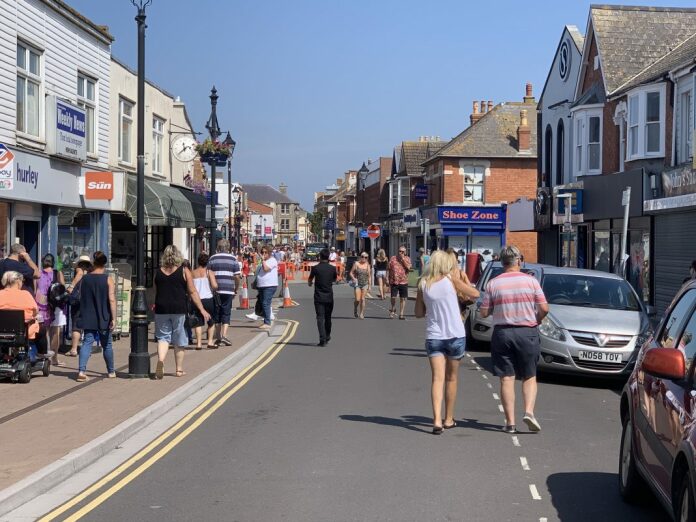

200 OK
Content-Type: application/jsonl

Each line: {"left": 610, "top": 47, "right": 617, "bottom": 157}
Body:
{"left": 539, "top": 316, "right": 565, "bottom": 341}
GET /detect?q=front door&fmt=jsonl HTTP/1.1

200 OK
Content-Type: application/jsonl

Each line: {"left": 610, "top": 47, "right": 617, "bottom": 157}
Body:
{"left": 16, "top": 220, "right": 39, "bottom": 261}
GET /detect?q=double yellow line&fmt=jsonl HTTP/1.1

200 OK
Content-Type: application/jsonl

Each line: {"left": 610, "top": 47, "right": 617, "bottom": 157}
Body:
{"left": 40, "top": 320, "right": 299, "bottom": 522}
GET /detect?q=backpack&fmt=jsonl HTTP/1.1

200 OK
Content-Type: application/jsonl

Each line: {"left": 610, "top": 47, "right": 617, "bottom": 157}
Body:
{"left": 48, "top": 281, "right": 69, "bottom": 309}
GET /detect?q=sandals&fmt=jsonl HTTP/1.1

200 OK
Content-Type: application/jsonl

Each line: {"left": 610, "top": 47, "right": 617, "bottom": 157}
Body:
{"left": 76, "top": 373, "right": 88, "bottom": 382}
{"left": 432, "top": 426, "right": 444, "bottom": 435}
{"left": 155, "top": 361, "right": 164, "bottom": 380}
{"left": 399, "top": 315, "right": 406, "bottom": 321}
{"left": 66, "top": 351, "right": 78, "bottom": 357}
{"left": 444, "top": 421, "right": 457, "bottom": 429}
{"left": 175, "top": 370, "right": 187, "bottom": 377}
{"left": 389, "top": 311, "right": 396, "bottom": 319}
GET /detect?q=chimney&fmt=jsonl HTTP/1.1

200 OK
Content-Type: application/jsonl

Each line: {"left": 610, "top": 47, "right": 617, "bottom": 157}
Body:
{"left": 523, "top": 82, "right": 535, "bottom": 103}
{"left": 517, "top": 110, "right": 531, "bottom": 152}
{"left": 336, "top": 178, "right": 343, "bottom": 186}
{"left": 279, "top": 182, "right": 287, "bottom": 195}
{"left": 480, "top": 100, "right": 487, "bottom": 114}
{"left": 487, "top": 100, "right": 493, "bottom": 112}
{"left": 470, "top": 101, "right": 482, "bottom": 125}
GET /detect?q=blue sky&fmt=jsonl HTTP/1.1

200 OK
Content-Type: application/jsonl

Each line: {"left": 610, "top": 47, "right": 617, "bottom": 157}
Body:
{"left": 68, "top": 0, "right": 696, "bottom": 210}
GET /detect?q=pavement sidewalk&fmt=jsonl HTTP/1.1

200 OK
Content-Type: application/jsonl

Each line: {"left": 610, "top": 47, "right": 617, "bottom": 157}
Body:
{"left": 0, "top": 318, "right": 260, "bottom": 492}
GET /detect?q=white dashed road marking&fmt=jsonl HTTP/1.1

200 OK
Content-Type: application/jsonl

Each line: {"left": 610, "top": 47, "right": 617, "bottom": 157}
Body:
{"left": 482, "top": 374, "right": 488, "bottom": 379}
{"left": 486, "top": 383, "right": 493, "bottom": 389}
{"left": 529, "top": 484, "right": 541, "bottom": 500}
{"left": 492, "top": 393, "right": 500, "bottom": 400}
{"left": 520, "top": 456, "right": 530, "bottom": 471}
{"left": 512, "top": 436, "right": 521, "bottom": 447}
{"left": 498, "top": 404, "right": 504, "bottom": 412}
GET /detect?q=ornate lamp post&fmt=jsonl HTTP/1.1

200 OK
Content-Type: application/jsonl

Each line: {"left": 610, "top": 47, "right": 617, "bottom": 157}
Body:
{"left": 231, "top": 184, "right": 242, "bottom": 250}
{"left": 223, "top": 131, "right": 236, "bottom": 244}
{"left": 128, "top": 0, "right": 152, "bottom": 378}
{"left": 204, "top": 87, "right": 222, "bottom": 248}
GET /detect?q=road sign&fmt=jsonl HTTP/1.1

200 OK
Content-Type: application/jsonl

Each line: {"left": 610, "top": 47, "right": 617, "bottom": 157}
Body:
{"left": 324, "top": 218, "right": 335, "bottom": 230}
{"left": 367, "top": 224, "right": 381, "bottom": 239}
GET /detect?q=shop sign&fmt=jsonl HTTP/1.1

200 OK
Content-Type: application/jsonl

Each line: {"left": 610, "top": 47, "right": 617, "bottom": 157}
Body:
{"left": 403, "top": 208, "right": 420, "bottom": 228}
{"left": 324, "top": 218, "right": 335, "bottom": 230}
{"left": 46, "top": 96, "right": 86, "bottom": 162}
{"left": 557, "top": 189, "right": 583, "bottom": 214}
{"left": 360, "top": 230, "right": 369, "bottom": 238}
{"left": 84, "top": 171, "right": 114, "bottom": 200}
{"left": 0, "top": 144, "right": 15, "bottom": 190}
{"left": 437, "top": 206, "right": 504, "bottom": 224}
{"left": 414, "top": 184, "right": 428, "bottom": 200}
{"left": 662, "top": 165, "right": 696, "bottom": 198}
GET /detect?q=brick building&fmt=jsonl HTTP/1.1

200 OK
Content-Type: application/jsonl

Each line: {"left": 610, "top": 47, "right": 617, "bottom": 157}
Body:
{"left": 420, "top": 85, "right": 539, "bottom": 261}
{"left": 355, "top": 157, "right": 392, "bottom": 254}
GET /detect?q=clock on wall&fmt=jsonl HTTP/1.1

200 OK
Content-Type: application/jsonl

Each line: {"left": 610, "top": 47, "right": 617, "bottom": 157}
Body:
{"left": 559, "top": 40, "right": 571, "bottom": 82}
{"left": 171, "top": 135, "right": 197, "bottom": 162}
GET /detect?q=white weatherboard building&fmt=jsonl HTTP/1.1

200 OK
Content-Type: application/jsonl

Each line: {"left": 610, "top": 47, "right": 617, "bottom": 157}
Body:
{"left": 0, "top": 0, "right": 124, "bottom": 264}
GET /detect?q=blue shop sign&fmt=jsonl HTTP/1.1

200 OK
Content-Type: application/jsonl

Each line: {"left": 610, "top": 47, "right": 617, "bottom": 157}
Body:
{"left": 438, "top": 206, "right": 505, "bottom": 225}
{"left": 414, "top": 184, "right": 428, "bottom": 200}
{"left": 46, "top": 96, "right": 86, "bottom": 162}
{"left": 557, "top": 189, "right": 583, "bottom": 214}
{"left": 324, "top": 218, "right": 336, "bottom": 230}
{"left": 359, "top": 230, "right": 369, "bottom": 238}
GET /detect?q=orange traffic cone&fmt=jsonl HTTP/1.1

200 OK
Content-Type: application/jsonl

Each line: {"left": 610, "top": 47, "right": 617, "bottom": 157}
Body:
{"left": 239, "top": 279, "right": 250, "bottom": 310}
{"left": 282, "top": 279, "right": 295, "bottom": 308}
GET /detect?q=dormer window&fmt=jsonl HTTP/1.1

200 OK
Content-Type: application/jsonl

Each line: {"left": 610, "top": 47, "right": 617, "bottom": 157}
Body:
{"left": 626, "top": 84, "right": 666, "bottom": 161}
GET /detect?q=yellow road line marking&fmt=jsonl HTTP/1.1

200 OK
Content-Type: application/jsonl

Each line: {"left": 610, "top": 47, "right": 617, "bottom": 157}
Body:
{"left": 40, "top": 321, "right": 298, "bottom": 522}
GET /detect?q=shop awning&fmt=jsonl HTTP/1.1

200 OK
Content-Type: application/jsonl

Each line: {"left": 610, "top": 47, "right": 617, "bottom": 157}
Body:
{"left": 126, "top": 177, "right": 196, "bottom": 228}
{"left": 176, "top": 187, "right": 209, "bottom": 225}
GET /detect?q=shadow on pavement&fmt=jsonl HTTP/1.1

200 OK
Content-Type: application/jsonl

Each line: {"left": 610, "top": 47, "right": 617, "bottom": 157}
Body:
{"left": 546, "top": 472, "right": 669, "bottom": 521}
{"left": 339, "top": 414, "right": 432, "bottom": 434}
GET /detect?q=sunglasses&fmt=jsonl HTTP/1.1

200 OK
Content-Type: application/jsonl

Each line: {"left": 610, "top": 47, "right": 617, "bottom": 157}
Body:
{"left": 361, "top": 255, "right": 368, "bottom": 258}
{"left": 399, "top": 250, "right": 406, "bottom": 254}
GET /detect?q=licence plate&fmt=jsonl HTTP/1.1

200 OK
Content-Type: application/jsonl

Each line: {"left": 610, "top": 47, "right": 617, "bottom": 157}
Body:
{"left": 578, "top": 350, "right": 622, "bottom": 363}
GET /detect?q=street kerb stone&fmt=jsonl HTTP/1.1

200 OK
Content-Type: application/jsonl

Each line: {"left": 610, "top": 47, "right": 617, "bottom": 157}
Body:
{"left": 0, "top": 322, "right": 274, "bottom": 517}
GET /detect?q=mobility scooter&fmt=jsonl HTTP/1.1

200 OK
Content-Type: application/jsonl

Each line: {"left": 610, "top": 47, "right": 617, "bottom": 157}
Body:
{"left": 0, "top": 310, "right": 50, "bottom": 383}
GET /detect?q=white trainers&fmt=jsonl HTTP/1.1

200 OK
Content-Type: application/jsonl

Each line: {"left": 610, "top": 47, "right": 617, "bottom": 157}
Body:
{"left": 245, "top": 313, "right": 259, "bottom": 321}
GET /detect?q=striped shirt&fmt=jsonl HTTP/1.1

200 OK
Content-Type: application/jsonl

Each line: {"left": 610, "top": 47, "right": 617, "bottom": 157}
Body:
{"left": 208, "top": 253, "right": 241, "bottom": 295}
{"left": 481, "top": 271, "right": 546, "bottom": 327}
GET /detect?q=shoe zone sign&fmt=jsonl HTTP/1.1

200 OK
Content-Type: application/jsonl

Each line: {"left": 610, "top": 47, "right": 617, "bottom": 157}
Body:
{"left": 46, "top": 96, "right": 86, "bottom": 162}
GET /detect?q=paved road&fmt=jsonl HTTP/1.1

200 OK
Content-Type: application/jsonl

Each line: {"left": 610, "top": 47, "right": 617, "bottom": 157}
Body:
{"left": 57, "top": 283, "right": 667, "bottom": 521}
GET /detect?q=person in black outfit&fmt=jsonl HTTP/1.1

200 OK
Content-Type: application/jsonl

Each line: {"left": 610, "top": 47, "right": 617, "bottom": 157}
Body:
{"left": 308, "top": 248, "right": 337, "bottom": 347}
{"left": 0, "top": 243, "right": 40, "bottom": 294}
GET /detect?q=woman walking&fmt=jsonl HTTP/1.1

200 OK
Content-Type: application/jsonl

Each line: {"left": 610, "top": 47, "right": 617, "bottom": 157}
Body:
{"left": 154, "top": 245, "right": 210, "bottom": 379}
{"left": 374, "top": 249, "right": 388, "bottom": 300}
{"left": 66, "top": 256, "right": 91, "bottom": 357}
{"left": 350, "top": 252, "right": 371, "bottom": 319}
{"left": 76, "top": 252, "right": 117, "bottom": 382}
{"left": 36, "top": 254, "right": 65, "bottom": 367}
{"left": 254, "top": 246, "right": 278, "bottom": 331}
{"left": 191, "top": 252, "right": 218, "bottom": 350}
{"left": 414, "top": 250, "right": 480, "bottom": 434}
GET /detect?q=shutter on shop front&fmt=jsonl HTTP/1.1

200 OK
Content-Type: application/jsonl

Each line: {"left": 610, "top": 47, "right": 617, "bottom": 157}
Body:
{"left": 654, "top": 212, "right": 696, "bottom": 314}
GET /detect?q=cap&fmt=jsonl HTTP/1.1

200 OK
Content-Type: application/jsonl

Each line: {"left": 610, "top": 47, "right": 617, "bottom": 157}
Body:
{"left": 75, "top": 255, "right": 92, "bottom": 265}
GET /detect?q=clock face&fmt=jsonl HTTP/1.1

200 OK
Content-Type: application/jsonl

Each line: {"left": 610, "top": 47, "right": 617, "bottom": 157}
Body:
{"left": 172, "top": 135, "right": 197, "bottom": 162}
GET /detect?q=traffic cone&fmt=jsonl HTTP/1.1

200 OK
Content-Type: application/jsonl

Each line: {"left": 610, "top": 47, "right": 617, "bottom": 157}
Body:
{"left": 282, "top": 279, "right": 295, "bottom": 308}
{"left": 239, "top": 279, "right": 250, "bottom": 310}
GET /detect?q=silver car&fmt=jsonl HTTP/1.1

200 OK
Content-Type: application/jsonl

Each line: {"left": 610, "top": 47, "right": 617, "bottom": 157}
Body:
{"left": 535, "top": 267, "right": 652, "bottom": 376}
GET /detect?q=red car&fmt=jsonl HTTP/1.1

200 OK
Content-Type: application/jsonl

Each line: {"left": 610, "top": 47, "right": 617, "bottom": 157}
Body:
{"left": 620, "top": 280, "right": 696, "bottom": 521}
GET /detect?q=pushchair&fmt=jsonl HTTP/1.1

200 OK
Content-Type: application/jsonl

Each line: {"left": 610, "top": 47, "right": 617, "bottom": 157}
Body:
{"left": 0, "top": 310, "right": 50, "bottom": 383}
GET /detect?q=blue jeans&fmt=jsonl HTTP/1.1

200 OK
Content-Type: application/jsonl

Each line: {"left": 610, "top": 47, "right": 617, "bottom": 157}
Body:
{"left": 79, "top": 330, "right": 115, "bottom": 374}
{"left": 258, "top": 286, "right": 277, "bottom": 325}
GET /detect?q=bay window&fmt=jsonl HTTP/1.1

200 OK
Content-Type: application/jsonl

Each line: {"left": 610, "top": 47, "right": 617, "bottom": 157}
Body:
{"left": 626, "top": 84, "right": 666, "bottom": 160}
{"left": 400, "top": 179, "right": 410, "bottom": 210}
{"left": 572, "top": 107, "right": 603, "bottom": 176}
{"left": 677, "top": 85, "right": 693, "bottom": 164}
{"left": 16, "top": 41, "right": 42, "bottom": 137}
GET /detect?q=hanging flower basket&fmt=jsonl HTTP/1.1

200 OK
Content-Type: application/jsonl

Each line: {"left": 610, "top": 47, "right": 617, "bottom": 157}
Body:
{"left": 195, "top": 138, "right": 231, "bottom": 164}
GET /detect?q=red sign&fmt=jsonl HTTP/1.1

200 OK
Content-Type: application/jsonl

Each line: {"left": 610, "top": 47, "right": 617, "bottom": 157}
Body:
{"left": 85, "top": 171, "right": 114, "bottom": 200}
{"left": 367, "top": 224, "right": 381, "bottom": 239}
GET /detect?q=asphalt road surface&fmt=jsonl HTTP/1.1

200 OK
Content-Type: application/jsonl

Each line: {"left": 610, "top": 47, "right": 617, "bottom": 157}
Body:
{"left": 68, "top": 283, "right": 667, "bottom": 521}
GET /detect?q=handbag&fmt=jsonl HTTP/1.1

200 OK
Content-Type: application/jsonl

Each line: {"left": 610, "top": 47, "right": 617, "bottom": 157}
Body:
{"left": 185, "top": 299, "right": 203, "bottom": 329}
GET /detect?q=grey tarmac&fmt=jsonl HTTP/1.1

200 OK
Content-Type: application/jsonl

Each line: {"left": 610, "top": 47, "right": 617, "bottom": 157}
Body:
{"left": 47, "top": 284, "right": 668, "bottom": 521}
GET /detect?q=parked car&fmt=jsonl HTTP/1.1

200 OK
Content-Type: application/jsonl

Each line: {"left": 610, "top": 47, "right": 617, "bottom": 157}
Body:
{"left": 619, "top": 279, "right": 696, "bottom": 520}
{"left": 468, "top": 265, "right": 653, "bottom": 377}
{"left": 303, "top": 243, "right": 327, "bottom": 262}
{"left": 466, "top": 261, "right": 545, "bottom": 346}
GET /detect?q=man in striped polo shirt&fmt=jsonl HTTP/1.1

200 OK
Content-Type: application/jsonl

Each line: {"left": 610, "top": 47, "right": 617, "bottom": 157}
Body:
{"left": 208, "top": 239, "right": 241, "bottom": 346}
{"left": 479, "top": 245, "right": 549, "bottom": 434}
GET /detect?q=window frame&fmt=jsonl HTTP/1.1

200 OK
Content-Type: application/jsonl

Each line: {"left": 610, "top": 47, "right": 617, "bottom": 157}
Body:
{"left": 118, "top": 98, "right": 134, "bottom": 165}
{"left": 571, "top": 106, "right": 603, "bottom": 176}
{"left": 677, "top": 82, "right": 694, "bottom": 165}
{"left": 280, "top": 218, "right": 290, "bottom": 231}
{"left": 280, "top": 203, "right": 290, "bottom": 215}
{"left": 625, "top": 83, "right": 666, "bottom": 161}
{"left": 152, "top": 115, "right": 165, "bottom": 176}
{"left": 77, "top": 73, "right": 97, "bottom": 157}
{"left": 400, "top": 178, "right": 410, "bottom": 210}
{"left": 462, "top": 165, "right": 485, "bottom": 202}
{"left": 16, "top": 40, "right": 43, "bottom": 138}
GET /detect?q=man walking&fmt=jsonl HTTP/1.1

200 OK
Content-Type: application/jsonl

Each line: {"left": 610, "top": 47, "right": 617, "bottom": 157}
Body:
{"left": 208, "top": 239, "right": 241, "bottom": 346}
{"left": 388, "top": 246, "right": 411, "bottom": 320}
{"left": 308, "top": 248, "right": 336, "bottom": 346}
{"left": 479, "top": 245, "right": 548, "bottom": 434}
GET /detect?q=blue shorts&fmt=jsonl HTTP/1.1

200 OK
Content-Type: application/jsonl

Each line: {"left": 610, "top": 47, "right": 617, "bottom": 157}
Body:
{"left": 155, "top": 314, "right": 188, "bottom": 346}
{"left": 425, "top": 337, "right": 466, "bottom": 360}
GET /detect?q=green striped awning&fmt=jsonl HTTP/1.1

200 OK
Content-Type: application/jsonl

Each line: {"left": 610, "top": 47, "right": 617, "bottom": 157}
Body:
{"left": 126, "top": 176, "right": 196, "bottom": 228}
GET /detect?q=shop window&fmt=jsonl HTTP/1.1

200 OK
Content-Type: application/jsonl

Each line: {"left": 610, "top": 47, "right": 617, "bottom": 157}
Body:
{"left": 593, "top": 231, "right": 610, "bottom": 272}
{"left": 628, "top": 230, "right": 650, "bottom": 303}
{"left": 463, "top": 166, "right": 484, "bottom": 202}
{"left": 626, "top": 84, "right": 666, "bottom": 160}
{"left": 0, "top": 203, "right": 9, "bottom": 258}
{"left": 16, "top": 41, "right": 42, "bottom": 137}
{"left": 152, "top": 116, "right": 164, "bottom": 175}
{"left": 57, "top": 211, "right": 97, "bottom": 275}
{"left": 119, "top": 98, "right": 134, "bottom": 164}
{"left": 77, "top": 74, "right": 97, "bottom": 155}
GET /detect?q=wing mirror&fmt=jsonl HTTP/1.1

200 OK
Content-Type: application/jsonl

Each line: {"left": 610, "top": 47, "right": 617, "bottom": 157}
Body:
{"left": 640, "top": 348, "right": 686, "bottom": 381}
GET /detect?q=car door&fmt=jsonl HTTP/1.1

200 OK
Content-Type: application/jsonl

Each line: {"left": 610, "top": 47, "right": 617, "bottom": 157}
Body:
{"left": 636, "top": 289, "right": 696, "bottom": 495}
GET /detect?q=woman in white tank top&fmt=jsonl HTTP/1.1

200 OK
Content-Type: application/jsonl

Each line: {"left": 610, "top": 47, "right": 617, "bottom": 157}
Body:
{"left": 415, "top": 250, "right": 479, "bottom": 434}
{"left": 191, "top": 253, "right": 218, "bottom": 350}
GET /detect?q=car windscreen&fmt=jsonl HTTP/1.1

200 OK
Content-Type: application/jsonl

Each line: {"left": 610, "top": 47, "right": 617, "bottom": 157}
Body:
{"left": 541, "top": 274, "right": 641, "bottom": 311}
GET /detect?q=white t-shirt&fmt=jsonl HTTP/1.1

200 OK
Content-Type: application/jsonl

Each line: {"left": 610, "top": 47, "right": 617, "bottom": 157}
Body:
{"left": 329, "top": 252, "right": 338, "bottom": 261}
{"left": 256, "top": 257, "right": 279, "bottom": 288}
{"left": 421, "top": 277, "right": 466, "bottom": 340}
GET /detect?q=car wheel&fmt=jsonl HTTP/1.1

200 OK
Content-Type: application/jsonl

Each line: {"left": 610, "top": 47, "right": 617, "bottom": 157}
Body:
{"left": 676, "top": 471, "right": 696, "bottom": 522}
{"left": 619, "top": 415, "right": 646, "bottom": 502}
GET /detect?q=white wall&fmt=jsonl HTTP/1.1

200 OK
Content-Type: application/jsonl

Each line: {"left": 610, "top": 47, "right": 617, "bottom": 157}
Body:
{"left": 0, "top": 0, "right": 111, "bottom": 168}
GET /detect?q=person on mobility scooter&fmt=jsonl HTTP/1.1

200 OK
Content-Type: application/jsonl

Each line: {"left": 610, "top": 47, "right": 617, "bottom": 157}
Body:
{"left": 0, "top": 270, "right": 51, "bottom": 383}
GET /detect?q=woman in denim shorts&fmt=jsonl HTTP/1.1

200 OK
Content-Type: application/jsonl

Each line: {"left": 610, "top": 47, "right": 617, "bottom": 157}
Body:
{"left": 415, "top": 250, "right": 479, "bottom": 434}
{"left": 154, "top": 246, "right": 210, "bottom": 379}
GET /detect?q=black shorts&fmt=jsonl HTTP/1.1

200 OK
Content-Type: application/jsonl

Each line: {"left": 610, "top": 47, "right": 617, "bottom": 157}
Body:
{"left": 213, "top": 293, "right": 233, "bottom": 324}
{"left": 491, "top": 326, "right": 540, "bottom": 380}
{"left": 200, "top": 298, "right": 215, "bottom": 326}
{"left": 390, "top": 284, "right": 408, "bottom": 299}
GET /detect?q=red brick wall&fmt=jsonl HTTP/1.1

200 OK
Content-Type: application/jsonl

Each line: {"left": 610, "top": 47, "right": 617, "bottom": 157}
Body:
{"left": 580, "top": 28, "right": 601, "bottom": 93}
{"left": 603, "top": 99, "right": 620, "bottom": 174}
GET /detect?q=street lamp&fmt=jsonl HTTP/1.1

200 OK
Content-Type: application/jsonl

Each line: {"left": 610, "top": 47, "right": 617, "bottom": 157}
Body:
{"left": 262, "top": 217, "right": 267, "bottom": 242}
{"left": 205, "top": 87, "right": 222, "bottom": 249}
{"left": 128, "top": 0, "right": 152, "bottom": 378}
{"left": 223, "top": 131, "right": 236, "bottom": 244}
{"left": 231, "top": 184, "right": 242, "bottom": 251}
